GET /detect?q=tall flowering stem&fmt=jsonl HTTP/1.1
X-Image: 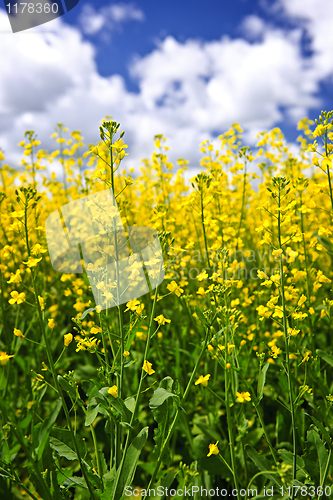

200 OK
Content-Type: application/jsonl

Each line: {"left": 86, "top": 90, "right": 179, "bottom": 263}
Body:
{"left": 272, "top": 176, "right": 297, "bottom": 500}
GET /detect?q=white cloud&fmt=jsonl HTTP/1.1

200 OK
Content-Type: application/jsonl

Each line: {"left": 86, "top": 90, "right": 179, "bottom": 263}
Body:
{"left": 79, "top": 2, "right": 144, "bottom": 36}
{"left": 0, "top": 0, "right": 333, "bottom": 175}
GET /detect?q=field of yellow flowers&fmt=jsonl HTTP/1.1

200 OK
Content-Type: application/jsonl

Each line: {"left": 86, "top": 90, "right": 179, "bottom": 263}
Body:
{"left": 1, "top": 111, "right": 333, "bottom": 500}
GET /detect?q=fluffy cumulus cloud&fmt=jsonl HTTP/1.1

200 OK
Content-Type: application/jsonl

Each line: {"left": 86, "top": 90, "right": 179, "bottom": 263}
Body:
{"left": 0, "top": 0, "right": 333, "bottom": 173}
{"left": 78, "top": 2, "right": 144, "bottom": 36}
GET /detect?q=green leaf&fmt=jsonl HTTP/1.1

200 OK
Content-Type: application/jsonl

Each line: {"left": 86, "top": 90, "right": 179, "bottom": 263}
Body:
{"left": 305, "top": 414, "right": 332, "bottom": 449}
{"left": 37, "top": 399, "right": 62, "bottom": 461}
{"left": 49, "top": 437, "right": 77, "bottom": 461}
{"left": 124, "top": 397, "right": 135, "bottom": 414}
{"left": 194, "top": 305, "right": 207, "bottom": 325}
{"left": 257, "top": 363, "right": 269, "bottom": 402}
{"left": 149, "top": 379, "right": 177, "bottom": 464}
{"left": 112, "top": 427, "right": 148, "bottom": 500}
{"left": 149, "top": 469, "right": 179, "bottom": 500}
{"left": 81, "top": 307, "right": 95, "bottom": 320}
{"left": 159, "top": 376, "right": 174, "bottom": 392}
{"left": 314, "top": 233, "right": 333, "bottom": 255}
{"left": 97, "top": 388, "right": 132, "bottom": 423}
{"left": 149, "top": 388, "right": 178, "bottom": 409}
{"left": 63, "top": 476, "right": 88, "bottom": 489}
{"left": 57, "top": 375, "right": 77, "bottom": 400}
{"left": 246, "top": 446, "right": 283, "bottom": 487}
{"left": 277, "top": 449, "right": 306, "bottom": 480}
{"left": 303, "top": 428, "right": 329, "bottom": 485}
{"left": 85, "top": 404, "right": 101, "bottom": 426}
{"left": 316, "top": 349, "right": 333, "bottom": 368}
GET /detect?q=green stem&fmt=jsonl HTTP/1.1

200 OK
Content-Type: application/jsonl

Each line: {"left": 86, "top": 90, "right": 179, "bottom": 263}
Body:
{"left": 317, "top": 448, "right": 331, "bottom": 500}
{"left": 277, "top": 187, "right": 297, "bottom": 500}
{"left": 225, "top": 356, "right": 240, "bottom": 499}
{"left": 111, "top": 280, "right": 160, "bottom": 497}
{"left": 147, "top": 328, "right": 209, "bottom": 490}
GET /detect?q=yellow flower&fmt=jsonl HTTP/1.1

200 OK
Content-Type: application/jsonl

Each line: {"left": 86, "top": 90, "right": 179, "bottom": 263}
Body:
{"left": 31, "top": 244, "right": 47, "bottom": 256}
{"left": 124, "top": 299, "right": 144, "bottom": 315}
{"left": 136, "top": 331, "right": 147, "bottom": 341}
{"left": 90, "top": 326, "right": 102, "bottom": 334}
{"left": 270, "top": 345, "right": 282, "bottom": 358}
{"left": 236, "top": 391, "right": 251, "bottom": 403}
{"left": 154, "top": 314, "right": 171, "bottom": 325}
{"left": 11, "top": 210, "right": 25, "bottom": 218}
{"left": 9, "top": 291, "right": 26, "bottom": 305}
{"left": 7, "top": 270, "right": 22, "bottom": 284}
{"left": 14, "top": 328, "right": 24, "bottom": 339}
{"left": 298, "top": 294, "right": 307, "bottom": 307}
{"left": 195, "top": 374, "right": 210, "bottom": 387}
{"left": 287, "top": 327, "right": 300, "bottom": 337}
{"left": 292, "top": 312, "right": 308, "bottom": 321}
{"left": 64, "top": 333, "right": 73, "bottom": 346}
{"left": 142, "top": 360, "right": 155, "bottom": 375}
{"left": 108, "top": 385, "right": 119, "bottom": 398}
{"left": 167, "top": 280, "right": 184, "bottom": 297}
{"left": 302, "top": 350, "right": 312, "bottom": 363}
{"left": 48, "top": 318, "right": 55, "bottom": 329}
{"left": 207, "top": 441, "right": 219, "bottom": 457}
{"left": 0, "top": 351, "right": 14, "bottom": 365}
{"left": 197, "top": 270, "right": 208, "bottom": 281}
{"left": 23, "top": 256, "right": 43, "bottom": 268}
{"left": 123, "top": 351, "right": 130, "bottom": 357}
{"left": 38, "top": 295, "right": 45, "bottom": 310}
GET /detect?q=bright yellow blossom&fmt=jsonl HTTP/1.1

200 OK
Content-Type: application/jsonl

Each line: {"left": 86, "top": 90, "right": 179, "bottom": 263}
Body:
{"left": 7, "top": 270, "right": 22, "bottom": 284}
{"left": 207, "top": 441, "right": 219, "bottom": 457}
{"left": 108, "top": 385, "right": 119, "bottom": 398}
{"left": 142, "top": 360, "right": 155, "bottom": 375}
{"left": 195, "top": 374, "right": 210, "bottom": 387}
{"left": 9, "top": 291, "right": 26, "bottom": 305}
{"left": 48, "top": 319, "right": 55, "bottom": 329}
{"left": 64, "top": 333, "right": 73, "bottom": 346}
{"left": 14, "top": 328, "right": 24, "bottom": 339}
{"left": 154, "top": 314, "right": 171, "bottom": 325}
{"left": 236, "top": 391, "right": 251, "bottom": 403}
{"left": 167, "top": 280, "right": 184, "bottom": 297}
{"left": 0, "top": 352, "right": 14, "bottom": 365}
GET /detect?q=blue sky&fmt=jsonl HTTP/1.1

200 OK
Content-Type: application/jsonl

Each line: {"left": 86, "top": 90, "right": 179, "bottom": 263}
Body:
{"left": 0, "top": 0, "right": 333, "bottom": 173}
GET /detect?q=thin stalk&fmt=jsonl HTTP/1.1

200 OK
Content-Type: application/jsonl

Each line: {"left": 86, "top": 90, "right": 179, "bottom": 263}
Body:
{"left": 200, "top": 188, "right": 211, "bottom": 268}
{"left": 224, "top": 351, "right": 240, "bottom": 499}
{"left": 299, "top": 193, "right": 315, "bottom": 354}
{"left": 108, "top": 128, "right": 124, "bottom": 468}
{"left": 111, "top": 281, "right": 160, "bottom": 497}
{"left": 236, "top": 161, "right": 247, "bottom": 249}
{"left": 147, "top": 328, "right": 209, "bottom": 490}
{"left": 277, "top": 186, "right": 297, "bottom": 500}
{"left": 324, "top": 129, "right": 333, "bottom": 214}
